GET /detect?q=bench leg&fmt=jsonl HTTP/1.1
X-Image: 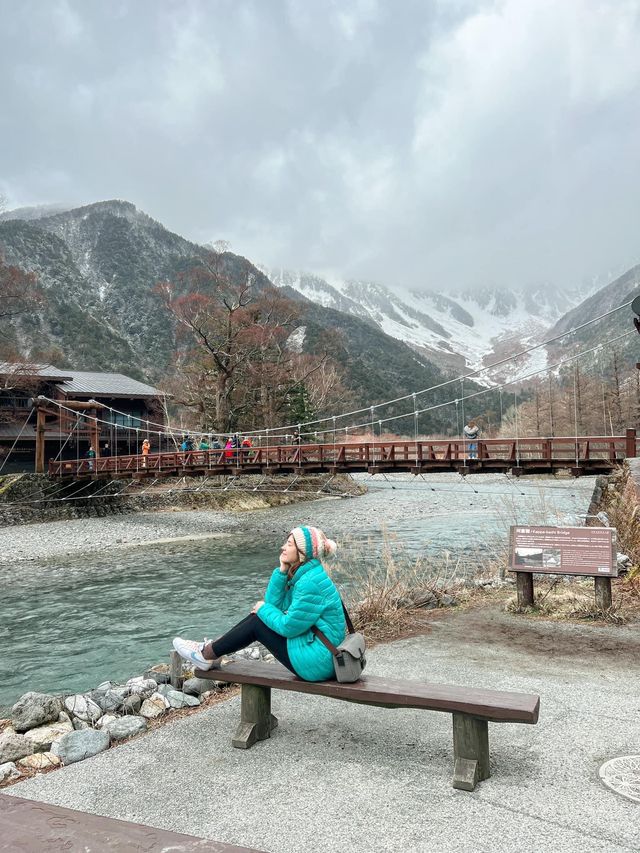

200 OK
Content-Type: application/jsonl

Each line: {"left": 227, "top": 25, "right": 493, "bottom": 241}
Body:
{"left": 232, "top": 684, "right": 278, "bottom": 749}
{"left": 452, "top": 714, "right": 490, "bottom": 791}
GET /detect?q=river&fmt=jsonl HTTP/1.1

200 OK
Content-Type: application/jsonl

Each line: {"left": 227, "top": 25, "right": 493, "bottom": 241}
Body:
{"left": 0, "top": 472, "right": 596, "bottom": 711}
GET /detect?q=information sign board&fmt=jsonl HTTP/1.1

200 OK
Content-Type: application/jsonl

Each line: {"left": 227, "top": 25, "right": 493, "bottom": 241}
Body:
{"left": 509, "top": 525, "right": 617, "bottom": 577}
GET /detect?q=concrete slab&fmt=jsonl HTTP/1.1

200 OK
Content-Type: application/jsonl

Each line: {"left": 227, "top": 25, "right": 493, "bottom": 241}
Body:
{"left": 7, "top": 605, "right": 640, "bottom": 853}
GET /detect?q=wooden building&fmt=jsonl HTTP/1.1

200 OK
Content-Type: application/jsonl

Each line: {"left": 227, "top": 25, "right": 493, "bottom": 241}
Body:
{"left": 0, "top": 364, "right": 167, "bottom": 472}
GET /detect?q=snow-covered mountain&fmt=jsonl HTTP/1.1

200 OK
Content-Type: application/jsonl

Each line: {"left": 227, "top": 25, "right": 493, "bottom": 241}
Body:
{"left": 263, "top": 268, "right": 591, "bottom": 384}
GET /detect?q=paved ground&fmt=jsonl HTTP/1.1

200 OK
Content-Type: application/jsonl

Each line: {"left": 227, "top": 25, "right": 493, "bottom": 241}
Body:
{"left": 7, "top": 604, "right": 640, "bottom": 853}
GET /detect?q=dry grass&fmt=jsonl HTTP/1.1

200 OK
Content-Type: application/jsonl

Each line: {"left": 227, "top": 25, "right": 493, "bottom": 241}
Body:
{"left": 505, "top": 576, "right": 628, "bottom": 624}
{"left": 334, "top": 528, "right": 489, "bottom": 641}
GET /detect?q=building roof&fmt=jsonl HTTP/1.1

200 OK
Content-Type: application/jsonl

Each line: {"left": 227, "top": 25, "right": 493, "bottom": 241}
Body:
{"left": 0, "top": 364, "right": 165, "bottom": 398}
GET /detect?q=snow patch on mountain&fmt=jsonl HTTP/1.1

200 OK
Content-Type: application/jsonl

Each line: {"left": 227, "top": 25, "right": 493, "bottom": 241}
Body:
{"left": 263, "top": 267, "right": 590, "bottom": 385}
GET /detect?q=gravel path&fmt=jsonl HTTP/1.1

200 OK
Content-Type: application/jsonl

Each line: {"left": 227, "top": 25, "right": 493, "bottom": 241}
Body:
{"left": 0, "top": 510, "right": 240, "bottom": 564}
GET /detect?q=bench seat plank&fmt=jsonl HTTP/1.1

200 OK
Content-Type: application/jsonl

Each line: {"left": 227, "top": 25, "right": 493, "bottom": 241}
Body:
{"left": 0, "top": 794, "right": 263, "bottom": 852}
{"left": 195, "top": 661, "right": 539, "bottom": 724}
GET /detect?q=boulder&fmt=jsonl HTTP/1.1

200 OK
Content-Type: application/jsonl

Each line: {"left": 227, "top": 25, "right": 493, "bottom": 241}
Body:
{"left": 144, "top": 666, "right": 171, "bottom": 685}
{"left": 139, "top": 696, "right": 167, "bottom": 719}
{"left": 125, "top": 677, "right": 158, "bottom": 698}
{"left": 18, "top": 751, "right": 61, "bottom": 770}
{"left": 0, "top": 731, "right": 32, "bottom": 764}
{"left": 103, "top": 716, "right": 147, "bottom": 741}
{"left": 90, "top": 689, "right": 124, "bottom": 713}
{"left": 96, "top": 714, "right": 119, "bottom": 729}
{"left": 64, "top": 695, "right": 102, "bottom": 723}
{"left": 24, "top": 720, "right": 73, "bottom": 752}
{"left": 154, "top": 686, "right": 200, "bottom": 709}
{"left": 57, "top": 711, "right": 71, "bottom": 723}
{"left": 11, "top": 692, "right": 62, "bottom": 733}
{"left": 72, "top": 718, "right": 90, "bottom": 731}
{"left": 121, "top": 694, "right": 142, "bottom": 714}
{"left": 182, "top": 677, "right": 212, "bottom": 696}
{"left": 52, "top": 729, "right": 110, "bottom": 765}
{"left": 0, "top": 761, "right": 21, "bottom": 783}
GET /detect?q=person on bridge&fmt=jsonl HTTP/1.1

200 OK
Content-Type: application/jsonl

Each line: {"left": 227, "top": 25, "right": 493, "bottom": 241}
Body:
{"left": 463, "top": 420, "right": 480, "bottom": 460}
{"left": 198, "top": 437, "right": 210, "bottom": 451}
{"left": 85, "top": 445, "right": 96, "bottom": 472}
{"left": 172, "top": 526, "right": 346, "bottom": 682}
{"left": 141, "top": 438, "right": 151, "bottom": 467}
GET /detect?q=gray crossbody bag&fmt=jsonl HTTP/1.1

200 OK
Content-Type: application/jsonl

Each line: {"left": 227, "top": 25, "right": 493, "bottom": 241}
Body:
{"left": 312, "top": 600, "right": 366, "bottom": 683}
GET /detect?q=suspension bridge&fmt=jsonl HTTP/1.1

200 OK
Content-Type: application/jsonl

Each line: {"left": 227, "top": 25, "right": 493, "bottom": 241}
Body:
{"left": 45, "top": 432, "right": 636, "bottom": 479}
{"left": 0, "top": 297, "right": 636, "bottom": 484}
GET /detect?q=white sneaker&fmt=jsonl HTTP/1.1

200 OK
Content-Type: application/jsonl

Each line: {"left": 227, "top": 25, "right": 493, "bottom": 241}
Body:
{"left": 172, "top": 637, "right": 221, "bottom": 670}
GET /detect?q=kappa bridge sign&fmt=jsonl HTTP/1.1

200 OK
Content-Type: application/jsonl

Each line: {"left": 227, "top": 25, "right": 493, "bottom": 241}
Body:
{"left": 509, "top": 525, "right": 617, "bottom": 577}
{"left": 508, "top": 525, "right": 618, "bottom": 610}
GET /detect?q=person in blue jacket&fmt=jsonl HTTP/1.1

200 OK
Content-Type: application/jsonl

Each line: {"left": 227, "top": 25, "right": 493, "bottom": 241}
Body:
{"left": 172, "top": 526, "right": 346, "bottom": 681}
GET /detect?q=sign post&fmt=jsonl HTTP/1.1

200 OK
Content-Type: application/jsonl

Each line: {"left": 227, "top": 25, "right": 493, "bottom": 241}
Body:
{"left": 508, "top": 525, "right": 617, "bottom": 610}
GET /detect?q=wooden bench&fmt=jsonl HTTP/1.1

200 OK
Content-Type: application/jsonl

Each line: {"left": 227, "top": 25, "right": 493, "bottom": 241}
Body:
{"left": 193, "top": 659, "right": 540, "bottom": 791}
{"left": 0, "top": 794, "right": 264, "bottom": 852}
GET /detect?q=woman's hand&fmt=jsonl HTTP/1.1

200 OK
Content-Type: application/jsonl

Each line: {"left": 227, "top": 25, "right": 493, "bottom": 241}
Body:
{"left": 251, "top": 599, "right": 265, "bottom": 614}
{"left": 279, "top": 558, "right": 290, "bottom": 574}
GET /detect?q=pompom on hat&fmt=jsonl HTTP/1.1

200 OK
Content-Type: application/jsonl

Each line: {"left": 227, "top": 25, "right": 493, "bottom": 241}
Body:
{"left": 290, "top": 526, "right": 337, "bottom": 561}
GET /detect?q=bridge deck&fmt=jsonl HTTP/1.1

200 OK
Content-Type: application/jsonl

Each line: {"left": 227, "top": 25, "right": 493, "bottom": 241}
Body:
{"left": 47, "top": 436, "right": 633, "bottom": 479}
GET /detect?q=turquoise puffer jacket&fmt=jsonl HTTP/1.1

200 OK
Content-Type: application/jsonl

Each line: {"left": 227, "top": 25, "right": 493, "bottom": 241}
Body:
{"left": 257, "top": 558, "right": 346, "bottom": 682}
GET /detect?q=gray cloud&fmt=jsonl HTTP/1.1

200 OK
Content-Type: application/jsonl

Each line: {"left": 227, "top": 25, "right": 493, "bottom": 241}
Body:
{"left": 1, "top": 0, "right": 639, "bottom": 291}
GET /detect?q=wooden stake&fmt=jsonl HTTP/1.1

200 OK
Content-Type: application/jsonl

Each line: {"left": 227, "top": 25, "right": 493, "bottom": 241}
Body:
{"left": 516, "top": 572, "right": 534, "bottom": 607}
{"left": 594, "top": 576, "right": 612, "bottom": 611}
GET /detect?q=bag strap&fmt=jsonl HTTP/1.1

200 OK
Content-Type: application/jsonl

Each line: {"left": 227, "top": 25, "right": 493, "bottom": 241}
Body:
{"left": 311, "top": 597, "right": 356, "bottom": 656}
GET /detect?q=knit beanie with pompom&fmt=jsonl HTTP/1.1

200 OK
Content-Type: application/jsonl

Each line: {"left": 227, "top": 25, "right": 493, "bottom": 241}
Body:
{"left": 290, "top": 526, "right": 337, "bottom": 562}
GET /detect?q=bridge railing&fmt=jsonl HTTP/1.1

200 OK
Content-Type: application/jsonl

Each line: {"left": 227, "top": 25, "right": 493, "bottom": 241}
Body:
{"left": 47, "top": 435, "right": 635, "bottom": 477}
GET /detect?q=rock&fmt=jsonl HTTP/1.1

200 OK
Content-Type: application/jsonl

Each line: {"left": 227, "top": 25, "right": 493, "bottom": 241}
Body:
{"left": 125, "top": 677, "right": 157, "bottom": 698}
{"left": 96, "top": 714, "right": 119, "bottom": 729}
{"left": 93, "top": 681, "right": 118, "bottom": 696}
{"left": 64, "top": 695, "right": 102, "bottom": 723}
{"left": 121, "top": 694, "right": 142, "bottom": 714}
{"left": 139, "top": 695, "right": 168, "bottom": 719}
{"left": 439, "top": 594, "right": 457, "bottom": 607}
{"left": 11, "top": 692, "right": 62, "bottom": 733}
{"left": 18, "top": 751, "right": 61, "bottom": 770}
{"left": 24, "top": 721, "right": 73, "bottom": 752}
{"left": 250, "top": 648, "right": 261, "bottom": 660}
{"left": 57, "top": 711, "right": 71, "bottom": 723}
{"left": 155, "top": 685, "right": 200, "bottom": 708}
{"left": 0, "top": 761, "right": 21, "bottom": 783}
{"left": 90, "top": 689, "right": 124, "bottom": 713}
{"left": 72, "top": 718, "right": 90, "bottom": 731}
{"left": 144, "top": 667, "right": 171, "bottom": 685}
{"left": 52, "top": 729, "right": 110, "bottom": 765}
{"left": 0, "top": 731, "right": 32, "bottom": 764}
{"left": 182, "top": 677, "right": 212, "bottom": 696}
{"left": 103, "top": 716, "right": 147, "bottom": 741}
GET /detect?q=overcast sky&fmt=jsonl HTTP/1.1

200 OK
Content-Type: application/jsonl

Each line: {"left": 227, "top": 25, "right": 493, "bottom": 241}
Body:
{"left": 1, "top": 0, "right": 640, "bottom": 292}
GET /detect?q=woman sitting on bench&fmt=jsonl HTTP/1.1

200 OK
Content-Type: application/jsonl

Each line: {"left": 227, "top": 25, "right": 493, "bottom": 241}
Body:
{"left": 172, "top": 526, "right": 346, "bottom": 682}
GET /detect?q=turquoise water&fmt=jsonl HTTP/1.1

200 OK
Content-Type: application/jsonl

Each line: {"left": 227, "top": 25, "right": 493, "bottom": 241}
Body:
{"left": 0, "top": 473, "right": 595, "bottom": 711}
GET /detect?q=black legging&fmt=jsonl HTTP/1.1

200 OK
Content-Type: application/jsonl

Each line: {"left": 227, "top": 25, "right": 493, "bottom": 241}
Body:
{"left": 210, "top": 613, "right": 296, "bottom": 675}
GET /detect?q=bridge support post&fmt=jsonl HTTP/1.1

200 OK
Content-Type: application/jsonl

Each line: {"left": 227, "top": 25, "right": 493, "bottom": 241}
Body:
{"left": 452, "top": 713, "right": 490, "bottom": 790}
{"left": 35, "top": 406, "right": 46, "bottom": 474}
{"left": 625, "top": 428, "right": 636, "bottom": 459}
